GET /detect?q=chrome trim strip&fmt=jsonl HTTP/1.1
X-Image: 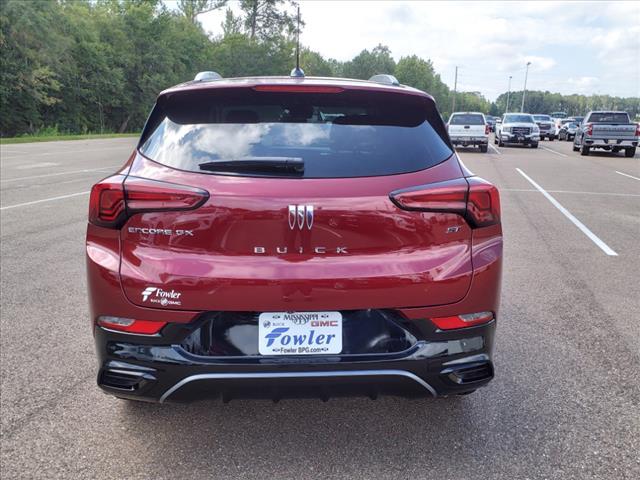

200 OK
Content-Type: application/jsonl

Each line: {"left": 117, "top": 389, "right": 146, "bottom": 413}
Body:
{"left": 159, "top": 369, "right": 436, "bottom": 403}
{"left": 98, "top": 326, "right": 161, "bottom": 338}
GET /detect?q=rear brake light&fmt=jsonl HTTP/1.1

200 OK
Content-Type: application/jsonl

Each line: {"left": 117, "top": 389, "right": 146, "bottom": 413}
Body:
{"left": 466, "top": 177, "right": 501, "bottom": 227}
{"left": 430, "top": 311, "right": 494, "bottom": 330}
{"left": 485, "top": 124, "right": 490, "bottom": 135}
{"left": 390, "top": 177, "right": 500, "bottom": 228}
{"left": 252, "top": 85, "right": 344, "bottom": 93}
{"left": 585, "top": 123, "right": 593, "bottom": 135}
{"left": 89, "top": 176, "right": 209, "bottom": 228}
{"left": 635, "top": 123, "right": 640, "bottom": 136}
{"left": 97, "top": 316, "right": 166, "bottom": 335}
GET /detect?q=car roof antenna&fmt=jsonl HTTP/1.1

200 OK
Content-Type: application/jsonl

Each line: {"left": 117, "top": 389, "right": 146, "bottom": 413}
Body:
{"left": 290, "top": 5, "right": 305, "bottom": 78}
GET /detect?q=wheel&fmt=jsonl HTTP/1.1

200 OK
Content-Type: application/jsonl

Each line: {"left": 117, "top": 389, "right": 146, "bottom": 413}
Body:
{"left": 612, "top": 147, "right": 621, "bottom": 153}
{"left": 498, "top": 138, "right": 504, "bottom": 147}
{"left": 531, "top": 142, "right": 539, "bottom": 149}
{"left": 479, "top": 145, "right": 488, "bottom": 153}
{"left": 494, "top": 135, "right": 498, "bottom": 144}
{"left": 549, "top": 135, "right": 555, "bottom": 141}
{"left": 580, "top": 145, "right": 590, "bottom": 156}
{"left": 625, "top": 147, "right": 636, "bottom": 157}
{"left": 572, "top": 143, "right": 579, "bottom": 152}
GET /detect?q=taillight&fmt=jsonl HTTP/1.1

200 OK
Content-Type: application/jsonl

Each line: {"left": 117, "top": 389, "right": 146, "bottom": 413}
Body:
{"left": 390, "top": 177, "right": 500, "bottom": 228}
{"left": 97, "top": 316, "right": 166, "bottom": 335}
{"left": 430, "top": 311, "right": 494, "bottom": 330}
{"left": 485, "top": 124, "right": 490, "bottom": 135}
{"left": 635, "top": 123, "right": 640, "bottom": 136}
{"left": 466, "top": 177, "right": 501, "bottom": 227}
{"left": 89, "top": 175, "right": 209, "bottom": 229}
{"left": 585, "top": 123, "right": 593, "bottom": 135}
{"left": 252, "top": 85, "right": 344, "bottom": 93}
{"left": 88, "top": 175, "right": 126, "bottom": 228}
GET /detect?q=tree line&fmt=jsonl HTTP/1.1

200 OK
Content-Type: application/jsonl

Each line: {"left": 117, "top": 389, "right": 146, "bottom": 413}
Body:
{"left": 1, "top": 0, "right": 637, "bottom": 137}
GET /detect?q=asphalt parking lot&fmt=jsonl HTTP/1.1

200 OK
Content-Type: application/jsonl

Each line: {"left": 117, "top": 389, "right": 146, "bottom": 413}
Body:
{"left": 1, "top": 137, "right": 639, "bottom": 479}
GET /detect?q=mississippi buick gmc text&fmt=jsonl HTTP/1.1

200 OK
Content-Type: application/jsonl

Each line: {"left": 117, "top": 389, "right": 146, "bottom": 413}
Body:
{"left": 87, "top": 71, "right": 502, "bottom": 403}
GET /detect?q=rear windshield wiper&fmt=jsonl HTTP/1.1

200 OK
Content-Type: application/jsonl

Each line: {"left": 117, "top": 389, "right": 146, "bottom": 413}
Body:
{"left": 199, "top": 157, "right": 304, "bottom": 174}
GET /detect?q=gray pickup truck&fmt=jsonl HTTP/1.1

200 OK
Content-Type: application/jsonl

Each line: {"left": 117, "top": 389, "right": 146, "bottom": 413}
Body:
{"left": 573, "top": 111, "right": 639, "bottom": 157}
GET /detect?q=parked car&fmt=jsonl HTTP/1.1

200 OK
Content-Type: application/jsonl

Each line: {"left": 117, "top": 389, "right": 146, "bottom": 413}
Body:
{"left": 550, "top": 111, "right": 568, "bottom": 121}
{"left": 485, "top": 115, "right": 497, "bottom": 132}
{"left": 567, "top": 116, "right": 584, "bottom": 125}
{"left": 558, "top": 121, "right": 579, "bottom": 141}
{"left": 447, "top": 112, "right": 490, "bottom": 152}
{"left": 495, "top": 113, "right": 540, "bottom": 148}
{"left": 573, "top": 111, "right": 639, "bottom": 157}
{"left": 86, "top": 71, "right": 502, "bottom": 403}
{"left": 532, "top": 114, "right": 556, "bottom": 141}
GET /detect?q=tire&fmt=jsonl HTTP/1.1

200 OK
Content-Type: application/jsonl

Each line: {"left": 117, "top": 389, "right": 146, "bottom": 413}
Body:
{"left": 498, "top": 138, "right": 504, "bottom": 147}
{"left": 494, "top": 135, "right": 498, "bottom": 144}
{"left": 612, "top": 147, "right": 621, "bottom": 153}
{"left": 479, "top": 145, "right": 488, "bottom": 153}
{"left": 531, "top": 142, "right": 539, "bottom": 149}
{"left": 572, "top": 143, "right": 580, "bottom": 152}
{"left": 456, "top": 390, "right": 477, "bottom": 396}
{"left": 549, "top": 136, "right": 555, "bottom": 141}
{"left": 580, "top": 145, "right": 590, "bottom": 156}
{"left": 625, "top": 147, "right": 636, "bottom": 157}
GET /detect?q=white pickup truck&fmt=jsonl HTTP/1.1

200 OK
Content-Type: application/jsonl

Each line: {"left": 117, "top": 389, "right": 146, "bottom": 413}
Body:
{"left": 447, "top": 112, "right": 489, "bottom": 153}
{"left": 573, "top": 111, "right": 639, "bottom": 157}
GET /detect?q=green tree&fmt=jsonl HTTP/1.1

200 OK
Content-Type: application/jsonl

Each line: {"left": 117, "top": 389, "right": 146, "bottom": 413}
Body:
{"left": 342, "top": 44, "right": 395, "bottom": 80}
{"left": 239, "top": 0, "right": 298, "bottom": 40}
{"left": 177, "top": 0, "right": 227, "bottom": 24}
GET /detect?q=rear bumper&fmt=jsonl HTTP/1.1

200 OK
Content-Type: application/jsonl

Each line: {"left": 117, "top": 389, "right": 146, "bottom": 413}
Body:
{"left": 584, "top": 138, "right": 638, "bottom": 148}
{"left": 450, "top": 136, "right": 488, "bottom": 146}
{"left": 95, "top": 320, "right": 496, "bottom": 402}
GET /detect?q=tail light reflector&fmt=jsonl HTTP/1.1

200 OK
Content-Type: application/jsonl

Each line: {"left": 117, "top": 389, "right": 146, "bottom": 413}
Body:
{"left": 430, "top": 311, "right": 494, "bottom": 330}
{"left": 89, "top": 175, "right": 208, "bottom": 228}
{"left": 390, "top": 176, "right": 500, "bottom": 228}
{"left": 97, "top": 316, "right": 166, "bottom": 335}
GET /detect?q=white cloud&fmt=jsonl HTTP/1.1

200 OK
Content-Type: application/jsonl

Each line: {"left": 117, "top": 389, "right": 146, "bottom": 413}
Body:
{"left": 196, "top": 1, "right": 640, "bottom": 100}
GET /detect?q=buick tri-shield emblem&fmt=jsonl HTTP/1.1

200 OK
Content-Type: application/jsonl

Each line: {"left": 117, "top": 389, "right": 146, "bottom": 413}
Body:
{"left": 288, "top": 205, "right": 314, "bottom": 230}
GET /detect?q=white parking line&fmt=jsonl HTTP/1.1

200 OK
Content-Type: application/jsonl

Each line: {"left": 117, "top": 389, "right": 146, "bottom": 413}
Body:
{"left": 615, "top": 170, "right": 640, "bottom": 181}
{"left": 502, "top": 188, "right": 640, "bottom": 197}
{"left": 1, "top": 166, "right": 120, "bottom": 183}
{"left": 516, "top": 168, "right": 618, "bottom": 256}
{"left": 540, "top": 146, "right": 567, "bottom": 157}
{"left": 488, "top": 144, "right": 502, "bottom": 155}
{"left": 0, "top": 191, "right": 89, "bottom": 210}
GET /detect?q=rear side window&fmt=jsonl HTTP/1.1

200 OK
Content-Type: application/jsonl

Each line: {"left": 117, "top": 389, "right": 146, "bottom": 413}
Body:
{"left": 139, "top": 88, "right": 452, "bottom": 178}
{"left": 587, "top": 112, "right": 629, "bottom": 123}
{"left": 449, "top": 114, "right": 485, "bottom": 125}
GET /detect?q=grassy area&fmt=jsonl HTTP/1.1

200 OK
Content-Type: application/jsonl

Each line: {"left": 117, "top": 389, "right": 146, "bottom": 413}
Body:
{"left": 1, "top": 132, "right": 138, "bottom": 144}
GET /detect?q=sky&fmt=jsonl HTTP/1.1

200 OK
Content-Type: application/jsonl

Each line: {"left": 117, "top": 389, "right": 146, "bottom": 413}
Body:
{"left": 195, "top": 0, "right": 640, "bottom": 101}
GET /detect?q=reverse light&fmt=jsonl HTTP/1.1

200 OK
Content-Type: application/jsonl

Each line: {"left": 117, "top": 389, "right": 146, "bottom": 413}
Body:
{"left": 390, "top": 176, "right": 500, "bottom": 228}
{"left": 89, "top": 175, "right": 209, "bottom": 229}
{"left": 97, "top": 316, "right": 166, "bottom": 335}
{"left": 430, "top": 311, "right": 494, "bottom": 330}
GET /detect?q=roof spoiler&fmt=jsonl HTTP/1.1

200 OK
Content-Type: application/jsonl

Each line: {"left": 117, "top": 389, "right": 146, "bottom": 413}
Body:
{"left": 368, "top": 74, "right": 400, "bottom": 86}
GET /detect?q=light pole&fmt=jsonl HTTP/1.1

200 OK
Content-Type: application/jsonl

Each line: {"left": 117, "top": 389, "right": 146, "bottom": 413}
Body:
{"left": 451, "top": 66, "right": 458, "bottom": 115}
{"left": 521, "top": 61, "right": 531, "bottom": 112}
{"left": 505, "top": 75, "right": 512, "bottom": 113}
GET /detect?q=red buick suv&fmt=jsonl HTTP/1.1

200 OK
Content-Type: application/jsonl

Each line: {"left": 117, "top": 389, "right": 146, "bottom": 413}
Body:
{"left": 87, "top": 72, "right": 502, "bottom": 403}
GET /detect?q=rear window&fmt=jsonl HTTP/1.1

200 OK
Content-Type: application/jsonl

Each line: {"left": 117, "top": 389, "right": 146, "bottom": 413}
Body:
{"left": 587, "top": 112, "right": 630, "bottom": 123}
{"left": 533, "top": 115, "right": 551, "bottom": 121}
{"left": 449, "top": 114, "right": 485, "bottom": 125}
{"left": 139, "top": 88, "right": 452, "bottom": 178}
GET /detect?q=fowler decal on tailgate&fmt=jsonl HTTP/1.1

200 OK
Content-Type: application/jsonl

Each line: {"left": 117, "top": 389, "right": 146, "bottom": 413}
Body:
{"left": 258, "top": 312, "right": 343, "bottom": 355}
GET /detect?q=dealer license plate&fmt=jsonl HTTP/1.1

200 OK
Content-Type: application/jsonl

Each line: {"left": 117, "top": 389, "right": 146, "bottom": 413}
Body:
{"left": 258, "top": 312, "right": 343, "bottom": 355}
